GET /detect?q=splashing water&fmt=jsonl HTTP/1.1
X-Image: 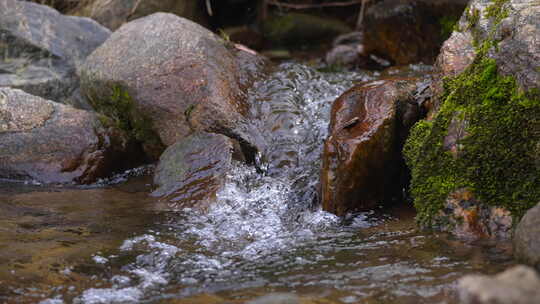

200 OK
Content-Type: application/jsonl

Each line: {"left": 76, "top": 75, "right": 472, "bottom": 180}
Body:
{"left": 74, "top": 62, "right": 372, "bottom": 303}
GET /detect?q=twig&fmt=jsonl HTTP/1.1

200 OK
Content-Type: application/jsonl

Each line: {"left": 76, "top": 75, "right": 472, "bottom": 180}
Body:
{"left": 206, "top": 0, "right": 213, "bottom": 16}
{"left": 355, "top": 0, "right": 369, "bottom": 30}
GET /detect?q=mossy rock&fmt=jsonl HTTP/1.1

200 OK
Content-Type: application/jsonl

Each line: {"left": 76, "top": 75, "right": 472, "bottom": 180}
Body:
{"left": 404, "top": 0, "right": 540, "bottom": 230}
{"left": 404, "top": 57, "right": 540, "bottom": 227}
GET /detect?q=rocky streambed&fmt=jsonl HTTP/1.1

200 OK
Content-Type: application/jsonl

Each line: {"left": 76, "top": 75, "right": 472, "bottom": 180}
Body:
{"left": 1, "top": 0, "right": 539, "bottom": 303}
{"left": 0, "top": 61, "right": 516, "bottom": 304}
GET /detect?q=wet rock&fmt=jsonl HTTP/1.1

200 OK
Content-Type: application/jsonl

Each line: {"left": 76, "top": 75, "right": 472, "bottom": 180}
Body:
{"left": 152, "top": 132, "right": 243, "bottom": 209}
{"left": 262, "top": 13, "right": 351, "bottom": 46}
{"left": 0, "top": 88, "right": 141, "bottom": 184}
{"left": 69, "top": 0, "right": 208, "bottom": 31}
{"left": 362, "top": 0, "right": 468, "bottom": 65}
{"left": 514, "top": 202, "right": 540, "bottom": 268}
{"left": 0, "top": 0, "right": 110, "bottom": 106}
{"left": 435, "top": 189, "right": 512, "bottom": 240}
{"left": 80, "top": 13, "right": 267, "bottom": 160}
{"left": 321, "top": 78, "right": 421, "bottom": 216}
{"left": 458, "top": 265, "right": 540, "bottom": 304}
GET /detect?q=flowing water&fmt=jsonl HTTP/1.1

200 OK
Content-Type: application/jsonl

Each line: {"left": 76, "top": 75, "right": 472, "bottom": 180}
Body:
{"left": 0, "top": 62, "right": 513, "bottom": 304}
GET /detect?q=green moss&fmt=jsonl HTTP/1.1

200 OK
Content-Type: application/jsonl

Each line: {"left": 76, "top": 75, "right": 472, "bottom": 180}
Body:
{"left": 86, "top": 83, "right": 162, "bottom": 153}
{"left": 404, "top": 58, "right": 540, "bottom": 227}
{"left": 465, "top": 6, "right": 480, "bottom": 31}
{"left": 484, "top": 0, "right": 510, "bottom": 22}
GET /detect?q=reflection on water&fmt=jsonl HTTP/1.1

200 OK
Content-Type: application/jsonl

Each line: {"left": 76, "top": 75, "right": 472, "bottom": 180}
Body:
{"left": 0, "top": 63, "right": 513, "bottom": 304}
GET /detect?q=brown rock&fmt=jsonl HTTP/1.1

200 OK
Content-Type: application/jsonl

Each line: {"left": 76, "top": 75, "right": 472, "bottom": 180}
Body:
{"left": 81, "top": 13, "right": 267, "bottom": 160}
{"left": 437, "top": 188, "right": 512, "bottom": 240}
{"left": 69, "top": 0, "right": 209, "bottom": 31}
{"left": 321, "top": 78, "right": 420, "bottom": 216}
{"left": 362, "top": 0, "right": 468, "bottom": 65}
{"left": 0, "top": 88, "right": 142, "bottom": 184}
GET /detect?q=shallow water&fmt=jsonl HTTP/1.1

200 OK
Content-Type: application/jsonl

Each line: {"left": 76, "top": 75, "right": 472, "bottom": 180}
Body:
{"left": 0, "top": 62, "right": 514, "bottom": 304}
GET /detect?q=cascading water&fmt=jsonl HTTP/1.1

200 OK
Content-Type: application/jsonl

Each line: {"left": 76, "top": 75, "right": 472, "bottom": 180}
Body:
{"left": 16, "top": 62, "right": 512, "bottom": 304}
{"left": 73, "top": 62, "right": 371, "bottom": 303}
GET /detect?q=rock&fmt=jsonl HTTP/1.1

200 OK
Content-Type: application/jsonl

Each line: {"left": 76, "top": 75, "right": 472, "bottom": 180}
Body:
{"left": 403, "top": 0, "right": 540, "bottom": 231}
{"left": 80, "top": 13, "right": 267, "bottom": 160}
{"left": 0, "top": 0, "right": 110, "bottom": 106}
{"left": 222, "top": 26, "right": 264, "bottom": 51}
{"left": 435, "top": 188, "right": 512, "bottom": 240}
{"left": 435, "top": 31, "right": 476, "bottom": 78}
{"left": 69, "top": 0, "right": 208, "bottom": 31}
{"left": 262, "top": 13, "right": 351, "bottom": 46}
{"left": 428, "top": 0, "right": 540, "bottom": 115}
{"left": 0, "top": 88, "right": 142, "bottom": 184}
{"left": 321, "top": 78, "right": 421, "bottom": 216}
{"left": 458, "top": 265, "right": 540, "bottom": 304}
{"left": 514, "top": 202, "right": 540, "bottom": 268}
{"left": 152, "top": 132, "right": 243, "bottom": 209}
{"left": 362, "top": 0, "right": 468, "bottom": 65}
{"left": 459, "top": 0, "right": 540, "bottom": 91}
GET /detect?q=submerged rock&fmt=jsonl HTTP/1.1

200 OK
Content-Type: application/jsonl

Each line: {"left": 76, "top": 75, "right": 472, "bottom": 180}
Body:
{"left": 436, "top": 188, "right": 512, "bottom": 240}
{"left": 0, "top": 88, "right": 142, "bottom": 184}
{"left": 403, "top": 0, "right": 540, "bottom": 233}
{"left": 81, "top": 13, "right": 267, "bottom": 160}
{"left": 362, "top": 0, "right": 468, "bottom": 65}
{"left": 152, "top": 132, "right": 243, "bottom": 209}
{"left": 0, "top": 0, "right": 110, "bottom": 107}
{"left": 321, "top": 78, "right": 421, "bottom": 216}
{"left": 458, "top": 265, "right": 540, "bottom": 304}
{"left": 514, "top": 202, "right": 540, "bottom": 269}
{"left": 69, "top": 0, "right": 208, "bottom": 31}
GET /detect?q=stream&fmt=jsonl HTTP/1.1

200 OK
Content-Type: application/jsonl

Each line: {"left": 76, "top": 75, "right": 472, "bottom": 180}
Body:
{"left": 0, "top": 62, "right": 513, "bottom": 304}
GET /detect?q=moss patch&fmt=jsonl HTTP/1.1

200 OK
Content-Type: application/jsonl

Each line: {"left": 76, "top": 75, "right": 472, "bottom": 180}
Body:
{"left": 484, "top": 0, "right": 510, "bottom": 21}
{"left": 404, "top": 57, "right": 540, "bottom": 227}
{"left": 86, "top": 82, "right": 164, "bottom": 158}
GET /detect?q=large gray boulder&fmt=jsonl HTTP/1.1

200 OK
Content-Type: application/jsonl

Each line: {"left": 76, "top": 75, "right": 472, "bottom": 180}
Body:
{"left": 80, "top": 13, "right": 266, "bottom": 160}
{"left": 0, "top": 88, "right": 142, "bottom": 184}
{"left": 0, "top": 0, "right": 110, "bottom": 107}
{"left": 514, "top": 202, "right": 540, "bottom": 269}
